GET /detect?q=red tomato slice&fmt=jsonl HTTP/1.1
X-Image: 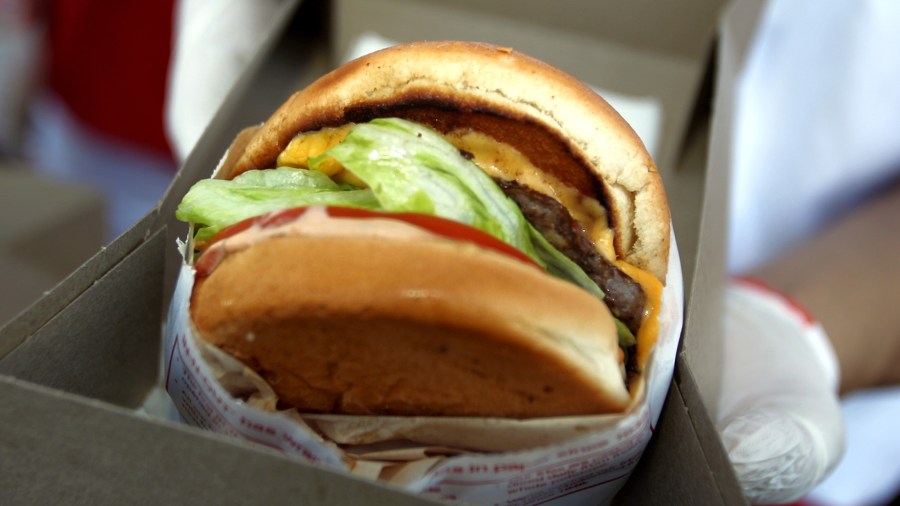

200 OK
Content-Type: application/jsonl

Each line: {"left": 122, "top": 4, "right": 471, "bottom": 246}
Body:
{"left": 195, "top": 206, "right": 542, "bottom": 275}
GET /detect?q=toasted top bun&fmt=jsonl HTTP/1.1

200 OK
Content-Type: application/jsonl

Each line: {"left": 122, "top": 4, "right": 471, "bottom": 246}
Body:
{"left": 191, "top": 230, "right": 631, "bottom": 418}
{"left": 224, "top": 40, "right": 670, "bottom": 282}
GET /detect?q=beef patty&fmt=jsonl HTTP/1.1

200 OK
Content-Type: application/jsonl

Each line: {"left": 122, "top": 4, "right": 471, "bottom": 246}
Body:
{"left": 497, "top": 180, "right": 646, "bottom": 336}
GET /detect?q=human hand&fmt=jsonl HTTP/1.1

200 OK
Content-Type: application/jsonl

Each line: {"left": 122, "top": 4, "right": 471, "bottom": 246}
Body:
{"left": 717, "top": 279, "right": 845, "bottom": 504}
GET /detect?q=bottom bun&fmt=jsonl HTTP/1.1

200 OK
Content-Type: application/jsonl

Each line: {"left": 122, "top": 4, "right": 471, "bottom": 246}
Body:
{"left": 190, "top": 234, "right": 630, "bottom": 418}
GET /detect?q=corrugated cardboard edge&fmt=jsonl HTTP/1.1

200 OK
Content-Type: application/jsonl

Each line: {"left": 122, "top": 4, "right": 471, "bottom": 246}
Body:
{"left": 0, "top": 212, "right": 158, "bottom": 359}
{"left": 0, "top": 375, "right": 441, "bottom": 505}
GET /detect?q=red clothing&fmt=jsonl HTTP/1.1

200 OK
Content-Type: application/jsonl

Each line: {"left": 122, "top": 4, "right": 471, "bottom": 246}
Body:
{"left": 45, "top": 0, "right": 177, "bottom": 161}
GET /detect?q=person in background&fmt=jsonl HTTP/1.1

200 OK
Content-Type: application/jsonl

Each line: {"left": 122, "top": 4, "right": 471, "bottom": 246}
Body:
{"left": 0, "top": 0, "right": 40, "bottom": 156}
{"left": 6, "top": 0, "right": 177, "bottom": 241}
{"left": 718, "top": 1, "right": 900, "bottom": 504}
{"left": 9, "top": 0, "right": 285, "bottom": 242}
{"left": 728, "top": 0, "right": 900, "bottom": 393}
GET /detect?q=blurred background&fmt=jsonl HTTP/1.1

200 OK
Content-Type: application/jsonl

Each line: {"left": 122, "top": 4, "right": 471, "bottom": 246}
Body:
{"left": 0, "top": 0, "right": 177, "bottom": 323}
{"left": 1, "top": 0, "right": 899, "bottom": 504}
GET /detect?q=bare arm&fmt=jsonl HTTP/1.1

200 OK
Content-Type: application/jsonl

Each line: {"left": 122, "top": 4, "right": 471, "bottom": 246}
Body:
{"left": 752, "top": 179, "right": 900, "bottom": 394}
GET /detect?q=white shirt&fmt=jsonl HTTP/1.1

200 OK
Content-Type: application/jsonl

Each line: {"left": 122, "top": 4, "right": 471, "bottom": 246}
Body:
{"left": 728, "top": 0, "right": 900, "bottom": 273}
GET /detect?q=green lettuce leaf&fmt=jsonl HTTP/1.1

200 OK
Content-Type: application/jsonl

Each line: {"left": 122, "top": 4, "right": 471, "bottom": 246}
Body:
{"left": 175, "top": 118, "right": 606, "bottom": 302}
{"left": 175, "top": 167, "right": 378, "bottom": 243}
{"left": 312, "top": 118, "right": 536, "bottom": 259}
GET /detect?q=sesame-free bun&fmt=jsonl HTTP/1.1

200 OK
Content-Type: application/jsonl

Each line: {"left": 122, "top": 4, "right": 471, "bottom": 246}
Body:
{"left": 224, "top": 40, "right": 670, "bottom": 282}
{"left": 190, "top": 232, "right": 631, "bottom": 418}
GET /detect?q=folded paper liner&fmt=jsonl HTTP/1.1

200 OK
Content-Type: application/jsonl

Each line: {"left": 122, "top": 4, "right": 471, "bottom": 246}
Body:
{"left": 164, "top": 230, "right": 682, "bottom": 504}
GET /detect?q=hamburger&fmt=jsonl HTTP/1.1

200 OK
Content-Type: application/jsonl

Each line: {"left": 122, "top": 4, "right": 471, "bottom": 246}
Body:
{"left": 175, "top": 41, "right": 670, "bottom": 419}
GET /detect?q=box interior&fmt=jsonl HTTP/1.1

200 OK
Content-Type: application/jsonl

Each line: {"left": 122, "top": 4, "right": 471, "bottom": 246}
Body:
{"left": 0, "top": 0, "right": 744, "bottom": 503}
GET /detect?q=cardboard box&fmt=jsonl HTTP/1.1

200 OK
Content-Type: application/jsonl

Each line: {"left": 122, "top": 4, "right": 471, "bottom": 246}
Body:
{"left": 0, "top": 166, "right": 105, "bottom": 326}
{"left": 0, "top": 0, "right": 745, "bottom": 503}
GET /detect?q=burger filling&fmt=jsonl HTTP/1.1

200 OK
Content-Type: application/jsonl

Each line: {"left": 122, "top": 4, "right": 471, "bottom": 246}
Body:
{"left": 177, "top": 117, "right": 657, "bottom": 373}
{"left": 496, "top": 180, "right": 646, "bottom": 335}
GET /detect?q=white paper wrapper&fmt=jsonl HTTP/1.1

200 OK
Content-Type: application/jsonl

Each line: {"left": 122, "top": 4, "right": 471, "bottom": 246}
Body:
{"left": 164, "top": 230, "right": 683, "bottom": 505}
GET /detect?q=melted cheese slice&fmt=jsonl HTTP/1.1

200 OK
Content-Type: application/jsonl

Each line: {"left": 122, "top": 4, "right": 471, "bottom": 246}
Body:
{"left": 616, "top": 261, "right": 663, "bottom": 370}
